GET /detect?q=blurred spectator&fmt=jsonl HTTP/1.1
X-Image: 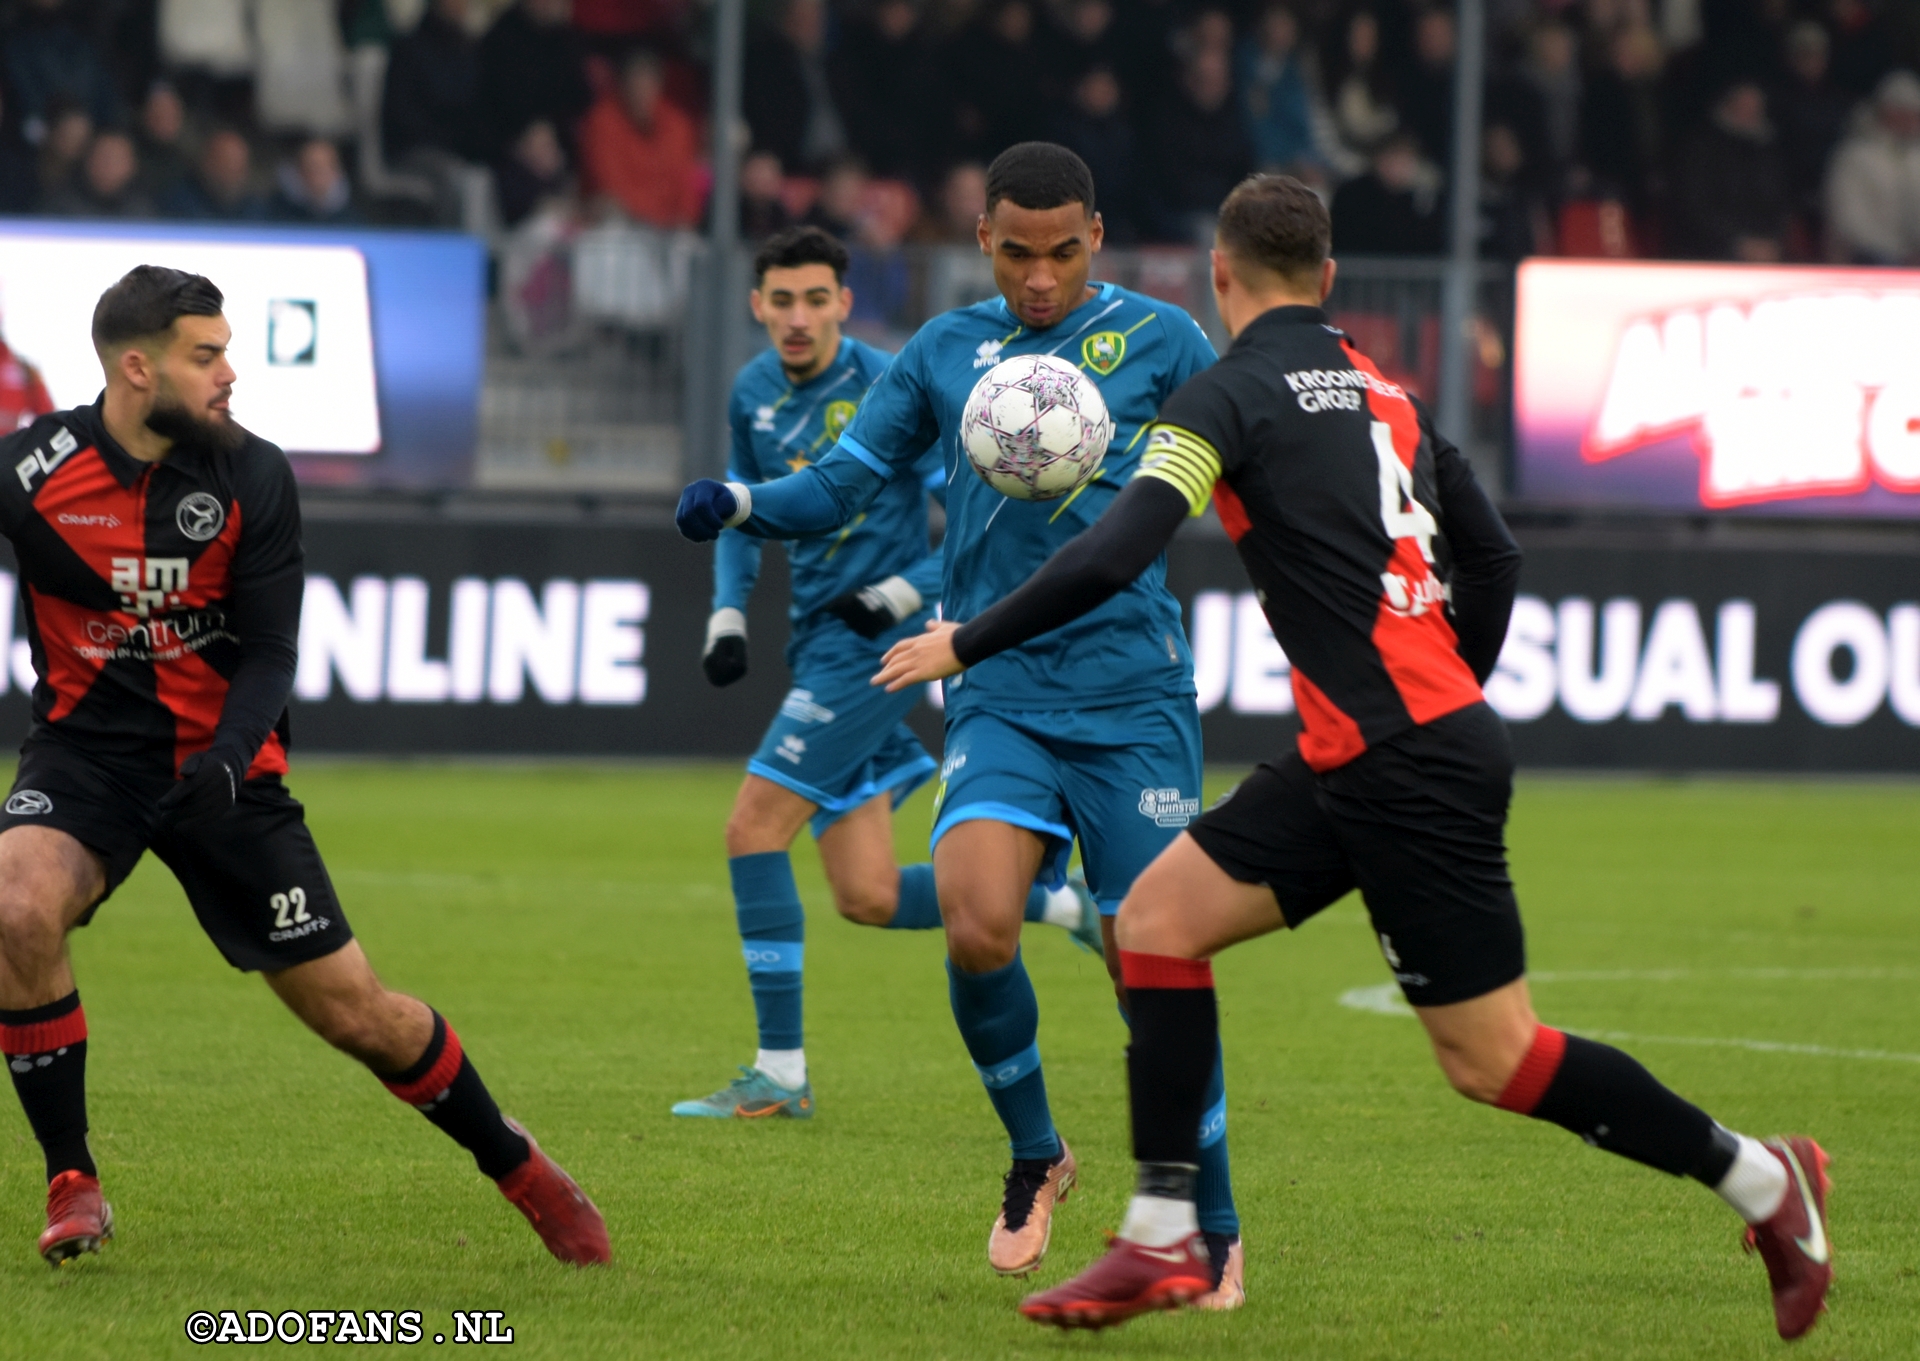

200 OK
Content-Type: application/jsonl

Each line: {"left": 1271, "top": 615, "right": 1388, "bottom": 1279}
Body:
{"left": 1238, "top": 4, "right": 1318, "bottom": 173}
{"left": 1826, "top": 0, "right": 1893, "bottom": 97}
{"left": 1145, "top": 45, "right": 1252, "bottom": 243}
{"left": 1046, "top": 0, "right": 1121, "bottom": 86}
{"left": 1774, "top": 21, "right": 1854, "bottom": 228}
{"left": 1825, "top": 69, "right": 1920, "bottom": 263}
{"left": 1181, "top": 7, "right": 1234, "bottom": 63}
{"left": 45, "top": 130, "right": 151, "bottom": 217}
{"left": 270, "top": 137, "right": 359, "bottom": 224}
{"left": 1332, "top": 132, "right": 1444, "bottom": 253}
{"left": 35, "top": 103, "right": 92, "bottom": 205}
{"left": 494, "top": 118, "right": 570, "bottom": 227}
{"left": 1052, "top": 65, "right": 1138, "bottom": 239}
{"left": 1578, "top": 23, "right": 1664, "bottom": 209}
{"left": 1324, "top": 10, "right": 1399, "bottom": 174}
{"left": 947, "top": 1, "right": 1050, "bottom": 162}
{"left": 161, "top": 126, "right": 268, "bottom": 219}
{"left": 745, "top": 0, "right": 847, "bottom": 173}
{"left": 803, "top": 156, "right": 871, "bottom": 241}
{"left": 4, "top": 0, "right": 120, "bottom": 140}
{"left": 1399, "top": 7, "right": 1456, "bottom": 168}
{"left": 136, "top": 81, "right": 190, "bottom": 203}
{"left": 477, "top": 0, "right": 592, "bottom": 162}
{"left": 910, "top": 159, "right": 986, "bottom": 243}
{"left": 0, "top": 321, "right": 54, "bottom": 431}
{"left": 1671, "top": 80, "right": 1789, "bottom": 260}
{"left": 0, "top": 78, "right": 40, "bottom": 213}
{"left": 580, "top": 49, "right": 704, "bottom": 229}
{"left": 384, "top": 0, "right": 482, "bottom": 165}
{"left": 1480, "top": 121, "right": 1548, "bottom": 257}
{"left": 834, "top": 0, "right": 937, "bottom": 177}
{"left": 1519, "top": 23, "right": 1581, "bottom": 190}
{"left": 739, "top": 150, "right": 794, "bottom": 238}
{"left": 252, "top": 0, "right": 350, "bottom": 137}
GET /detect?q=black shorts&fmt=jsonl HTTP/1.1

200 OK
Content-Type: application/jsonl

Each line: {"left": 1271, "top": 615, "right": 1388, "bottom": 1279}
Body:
{"left": 0, "top": 737, "right": 353, "bottom": 973}
{"left": 1188, "top": 701, "right": 1524, "bottom": 1008}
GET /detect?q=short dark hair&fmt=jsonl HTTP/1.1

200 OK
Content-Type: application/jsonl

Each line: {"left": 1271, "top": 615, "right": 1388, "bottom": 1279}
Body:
{"left": 1215, "top": 174, "right": 1330, "bottom": 285}
{"left": 753, "top": 225, "right": 850, "bottom": 285}
{"left": 984, "top": 142, "right": 1095, "bottom": 216}
{"left": 91, "top": 265, "right": 224, "bottom": 353}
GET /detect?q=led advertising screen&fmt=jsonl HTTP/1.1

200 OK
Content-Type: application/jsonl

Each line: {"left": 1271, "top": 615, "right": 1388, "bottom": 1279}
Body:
{"left": 1514, "top": 260, "right": 1920, "bottom": 517}
{"left": 0, "top": 221, "right": 485, "bottom": 486}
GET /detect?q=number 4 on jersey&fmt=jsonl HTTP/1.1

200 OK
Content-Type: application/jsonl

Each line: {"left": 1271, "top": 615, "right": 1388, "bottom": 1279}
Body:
{"left": 1372, "top": 420, "right": 1436, "bottom": 563}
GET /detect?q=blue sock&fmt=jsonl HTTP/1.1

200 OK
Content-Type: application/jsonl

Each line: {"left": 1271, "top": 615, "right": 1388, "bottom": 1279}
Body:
{"left": 1195, "top": 1050, "right": 1240, "bottom": 1237}
{"left": 1023, "top": 882, "right": 1051, "bottom": 922}
{"left": 886, "top": 863, "right": 942, "bottom": 929}
{"left": 730, "top": 852, "right": 804, "bottom": 1051}
{"left": 947, "top": 951, "right": 1060, "bottom": 1161}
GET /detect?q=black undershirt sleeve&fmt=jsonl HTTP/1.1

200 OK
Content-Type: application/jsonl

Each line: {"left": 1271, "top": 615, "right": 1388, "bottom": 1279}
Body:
{"left": 951, "top": 476, "right": 1192, "bottom": 668}
{"left": 1431, "top": 425, "right": 1522, "bottom": 684}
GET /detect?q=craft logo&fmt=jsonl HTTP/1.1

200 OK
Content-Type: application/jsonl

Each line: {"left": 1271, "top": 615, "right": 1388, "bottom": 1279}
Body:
{"left": 1081, "top": 331, "right": 1126, "bottom": 376}
{"left": 267, "top": 299, "right": 318, "bottom": 366}
{"left": 1583, "top": 289, "right": 1920, "bottom": 507}
{"left": 824, "top": 400, "right": 857, "bottom": 441}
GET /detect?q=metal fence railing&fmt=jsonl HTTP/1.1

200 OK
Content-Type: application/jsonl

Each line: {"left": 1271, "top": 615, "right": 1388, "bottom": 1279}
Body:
{"left": 477, "top": 235, "right": 1515, "bottom": 496}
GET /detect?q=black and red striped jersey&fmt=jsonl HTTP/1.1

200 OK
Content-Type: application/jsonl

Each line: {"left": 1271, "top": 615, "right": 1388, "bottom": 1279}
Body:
{"left": 1143, "top": 305, "right": 1519, "bottom": 772}
{"left": 0, "top": 400, "right": 303, "bottom": 777}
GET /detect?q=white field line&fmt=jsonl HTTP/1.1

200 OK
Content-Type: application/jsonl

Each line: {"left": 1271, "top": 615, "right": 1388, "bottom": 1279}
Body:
{"left": 1335, "top": 980, "right": 1920, "bottom": 1064}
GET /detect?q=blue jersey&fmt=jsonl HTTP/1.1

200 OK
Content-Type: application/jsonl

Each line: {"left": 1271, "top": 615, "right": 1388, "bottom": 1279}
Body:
{"left": 713, "top": 337, "right": 943, "bottom": 661}
{"left": 827, "top": 284, "right": 1216, "bottom": 714}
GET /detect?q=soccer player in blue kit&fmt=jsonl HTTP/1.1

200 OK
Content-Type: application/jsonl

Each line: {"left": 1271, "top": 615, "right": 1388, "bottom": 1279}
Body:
{"left": 676, "top": 227, "right": 1100, "bottom": 1122}
{"left": 677, "top": 147, "right": 1246, "bottom": 1304}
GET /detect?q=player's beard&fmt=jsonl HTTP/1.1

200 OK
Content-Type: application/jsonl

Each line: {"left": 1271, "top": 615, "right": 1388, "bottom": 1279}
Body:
{"left": 145, "top": 379, "right": 246, "bottom": 454}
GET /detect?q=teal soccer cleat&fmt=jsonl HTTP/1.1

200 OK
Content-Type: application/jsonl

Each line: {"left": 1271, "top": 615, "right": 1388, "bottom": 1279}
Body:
{"left": 1065, "top": 869, "right": 1106, "bottom": 957}
{"left": 671, "top": 1067, "right": 815, "bottom": 1120}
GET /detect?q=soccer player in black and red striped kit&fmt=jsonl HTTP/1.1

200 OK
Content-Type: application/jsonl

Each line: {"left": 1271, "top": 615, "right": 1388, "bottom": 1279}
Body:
{"left": 876, "top": 176, "right": 1832, "bottom": 1340}
{"left": 0, "top": 266, "right": 609, "bottom": 1267}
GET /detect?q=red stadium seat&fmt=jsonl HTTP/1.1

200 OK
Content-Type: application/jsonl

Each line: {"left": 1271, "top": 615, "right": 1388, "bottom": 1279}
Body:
{"left": 1556, "top": 200, "right": 1639, "bottom": 258}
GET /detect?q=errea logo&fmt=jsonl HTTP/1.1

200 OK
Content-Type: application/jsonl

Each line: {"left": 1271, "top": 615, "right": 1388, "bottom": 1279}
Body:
{"left": 1138, "top": 787, "right": 1200, "bottom": 827}
{"left": 973, "top": 339, "right": 1005, "bottom": 369}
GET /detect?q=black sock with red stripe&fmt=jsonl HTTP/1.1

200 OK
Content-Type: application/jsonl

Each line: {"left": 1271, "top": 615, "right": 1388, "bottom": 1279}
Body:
{"left": 1497, "top": 1025, "right": 1736, "bottom": 1183}
{"left": 1, "top": 992, "right": 95, "bottom": 1182}
{"left": 378, "top": 1012, "right": 530, "bottom": 1181}
{"left": 1119, "top": 952, "right": 1220, "bottom": 1169}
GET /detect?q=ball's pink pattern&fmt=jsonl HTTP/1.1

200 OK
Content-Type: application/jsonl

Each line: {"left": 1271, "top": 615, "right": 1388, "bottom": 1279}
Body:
{"left": 960, "top": 355, "right": 1112, "bottom": 500}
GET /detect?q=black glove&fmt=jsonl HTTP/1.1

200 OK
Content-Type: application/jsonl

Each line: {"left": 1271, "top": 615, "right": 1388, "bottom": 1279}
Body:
{"left": 157, "top": 749, "right": 242, "bottom": 829}
{"left": 825, "top": 575, "right": 923, "bottom": 641}
{"left": 703, "top": 633, "right": 747, "bottom": 687}
{"left": 702, "top": 608, "right": 748, "bottom": 687}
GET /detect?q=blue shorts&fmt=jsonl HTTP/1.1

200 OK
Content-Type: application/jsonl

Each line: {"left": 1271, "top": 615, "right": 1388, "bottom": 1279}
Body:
{"left": 748, "top": 660, "right": 937, "bottom": 840}
{"left": 930, "top": 697, "right": 1204, "bottom": 915}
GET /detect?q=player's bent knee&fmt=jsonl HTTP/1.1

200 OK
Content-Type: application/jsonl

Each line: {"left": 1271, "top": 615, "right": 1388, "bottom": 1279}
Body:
{"left": 944, "top": 917, "right": 1019, "bottom": 974}
{"left": 1430, "top": 1041, "right": 1515, "bottom": 1105}
{"left": 831, "top": 882, "right": 896, "bottom": 927}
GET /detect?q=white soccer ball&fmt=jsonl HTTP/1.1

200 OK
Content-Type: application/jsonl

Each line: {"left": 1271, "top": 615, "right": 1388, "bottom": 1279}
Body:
{"left": 960, "top": 354, "right": 1113, "bottom": 501}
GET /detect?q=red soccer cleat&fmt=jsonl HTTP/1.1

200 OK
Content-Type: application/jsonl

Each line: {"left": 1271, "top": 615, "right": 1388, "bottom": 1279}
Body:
{"left": 1019, "top": 1233, "right": 1213, "bottom": 1330}
{"left": 38, "top": 1169, "right": 113, "bottom": 1266}
{"left": 1744, "top": 1136, "right": 1832, "bottom": 1340}
{"left": 496, "top": 1119, "right": 611, "bottom": 1266}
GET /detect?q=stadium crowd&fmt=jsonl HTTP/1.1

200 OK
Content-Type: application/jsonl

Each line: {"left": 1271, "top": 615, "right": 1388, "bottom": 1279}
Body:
{"left": 1, "top": 0, "right": 1920, "bottom": 260}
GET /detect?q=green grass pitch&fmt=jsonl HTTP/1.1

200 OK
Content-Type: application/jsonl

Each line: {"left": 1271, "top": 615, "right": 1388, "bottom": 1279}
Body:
{"left": 2, "top": 763, "right": 1917, "bottom": 1359}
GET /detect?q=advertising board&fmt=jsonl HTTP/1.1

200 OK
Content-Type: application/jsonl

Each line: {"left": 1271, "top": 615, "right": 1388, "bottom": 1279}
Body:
{"left": 0, "top": 222, "right": 485, "bottom": 487}
{"left": 1514, "top": 260, "right": 1920, "bottom": 517}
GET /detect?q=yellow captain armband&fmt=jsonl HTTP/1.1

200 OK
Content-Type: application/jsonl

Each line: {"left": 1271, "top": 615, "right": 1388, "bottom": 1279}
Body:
{"left": 1134, "top": 424, "right": 1222, "bottom": 517}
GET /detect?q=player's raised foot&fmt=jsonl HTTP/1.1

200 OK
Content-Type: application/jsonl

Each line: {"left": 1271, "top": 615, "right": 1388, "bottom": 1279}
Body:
{"left": 496, "top": 1119, "right": 610, "bottom": 1266}
{"left": 670, "top": 1066, "right": 814, "bottom": 1120}
{"left": 1743, "top": 1136, "right": 1832, "bottom": 1340}
{"left": 1019, "top": 1232, "right": 1213, "bottom": 1329}
{"left": 38, "top": 1170, "right": 112, "bottom": 1266}
{"left": 1064, "top": 869, "right": 1104, "bottom": 956}
{"left": 1194, "top": 1232, "right": 1245, "bottom": 1311}
{"left": 989, "top": 1139, "right": 1076, "bottom": 1275}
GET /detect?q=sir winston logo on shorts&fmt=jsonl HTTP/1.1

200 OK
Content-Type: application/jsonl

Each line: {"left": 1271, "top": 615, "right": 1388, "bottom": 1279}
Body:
{"left": 1137, "top": 788, "right": 1200, "bottom": 828}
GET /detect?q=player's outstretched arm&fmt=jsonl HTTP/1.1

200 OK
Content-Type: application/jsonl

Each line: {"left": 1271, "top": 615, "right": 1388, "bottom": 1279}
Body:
{"left": 873, "top": 476, "right": 1189, "bottom": 691}
{"left": 676, "top": 448, "right": 888, "bottom": 543}
{"left": 1428, "top": 420, "right": 1522, "bottom": 683}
